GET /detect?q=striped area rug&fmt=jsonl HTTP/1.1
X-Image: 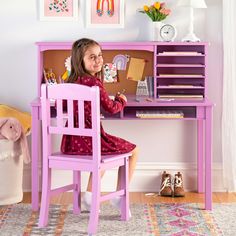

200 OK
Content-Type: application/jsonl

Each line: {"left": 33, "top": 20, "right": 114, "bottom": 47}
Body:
{"left": 0, "top": 203, "right": 235, "bottom": 235}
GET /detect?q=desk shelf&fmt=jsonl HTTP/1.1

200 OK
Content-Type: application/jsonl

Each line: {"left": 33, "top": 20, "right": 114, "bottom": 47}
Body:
{"left": 101, "top": 103, "right": 197, "bottom": 120}
{"left": 100, "top": 104, "right": 198, "bottom": 119}
{"left": 123, "top": 106, "right": 196, "bottom": 119}
{"left": 157, "top": 64, "right": 205, "bottom": 68}
{"left": 154, "top": 43, "right": 208, "bottom": 100}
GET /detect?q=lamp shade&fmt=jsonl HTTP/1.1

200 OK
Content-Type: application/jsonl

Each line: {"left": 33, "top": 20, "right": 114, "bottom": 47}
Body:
{"left": 177, "top": 0, "right": 207, "bottom": 8}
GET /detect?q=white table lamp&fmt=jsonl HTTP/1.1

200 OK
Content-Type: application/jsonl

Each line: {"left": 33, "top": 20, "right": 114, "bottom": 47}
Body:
{"left": 177, "top": 0, "right": 207, "bottom": 42}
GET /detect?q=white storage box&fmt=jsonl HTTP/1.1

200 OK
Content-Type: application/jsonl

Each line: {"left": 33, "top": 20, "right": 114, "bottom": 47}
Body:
{"left": 0, "top": 140, "right": 23, "bottom": 205}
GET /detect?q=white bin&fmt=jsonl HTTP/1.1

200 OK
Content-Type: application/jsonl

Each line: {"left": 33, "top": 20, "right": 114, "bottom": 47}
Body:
{"left": 0, "top": 140, "right": 23, "bottom": 205}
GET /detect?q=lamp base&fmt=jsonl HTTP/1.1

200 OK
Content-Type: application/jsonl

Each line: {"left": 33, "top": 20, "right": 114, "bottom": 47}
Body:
{"left": 181, "top": 32, "right": 200, "bottom": 42}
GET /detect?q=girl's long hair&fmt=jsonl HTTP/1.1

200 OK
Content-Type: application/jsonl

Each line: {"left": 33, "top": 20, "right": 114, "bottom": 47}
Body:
{"left": 67, "top": 38, "right": 103, "bottom": 83}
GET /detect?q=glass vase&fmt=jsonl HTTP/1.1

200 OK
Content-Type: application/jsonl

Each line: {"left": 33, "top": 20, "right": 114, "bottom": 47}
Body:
{"left": 152, "top": 21, "right": 164, "bottom": 41}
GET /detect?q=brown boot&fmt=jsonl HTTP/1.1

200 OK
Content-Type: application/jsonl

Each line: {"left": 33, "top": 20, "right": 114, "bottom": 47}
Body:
{"left": 160, "top": 171, "right": 173, "bottom": 196}
{"left": 174, "top": 172, "right": 185, "bottom": 197}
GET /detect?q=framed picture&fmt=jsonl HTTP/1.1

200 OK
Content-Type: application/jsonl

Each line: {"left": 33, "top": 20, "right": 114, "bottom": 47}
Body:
{"left": 86, "top": 0, "right": 124, "bottom": 28}
{"left": 39, "top": 0, "right": 78, "bottom": 21}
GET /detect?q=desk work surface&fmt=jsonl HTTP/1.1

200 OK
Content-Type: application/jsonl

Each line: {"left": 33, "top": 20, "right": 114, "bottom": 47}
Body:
{"left": 31, "top": 95, "right": 213, "bottom": 121}
{"left": 31, "top": 95, "right": 213, "bottom": 108}
{"left": 124, "top": 95, "right": 213, "bottom": 106}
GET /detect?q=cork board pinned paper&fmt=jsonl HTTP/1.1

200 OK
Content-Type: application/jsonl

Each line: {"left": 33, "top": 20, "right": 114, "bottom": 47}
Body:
{"left": 127, "top": 57, "right": 146, "bottom": 81}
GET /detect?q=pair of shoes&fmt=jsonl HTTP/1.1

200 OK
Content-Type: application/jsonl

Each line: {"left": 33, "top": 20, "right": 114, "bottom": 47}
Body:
{"left": 110, "top": 196, "right": 132, "bottom": 218}
{"left": 159, "top": 171, "right": 185, "bottom": 197}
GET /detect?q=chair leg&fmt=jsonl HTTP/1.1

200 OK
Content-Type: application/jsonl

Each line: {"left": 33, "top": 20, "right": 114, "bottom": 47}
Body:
{"left": 38, "top": 167, "right": 52, "bottom": 227}
{"left": 88, "top": 170, "right": 101, "bottom": 235}
{"left": 73, "top": 170, "right": 81, "bottom": 214}
{"left": 120, "top": 157, "right": 129, "bottom": 221}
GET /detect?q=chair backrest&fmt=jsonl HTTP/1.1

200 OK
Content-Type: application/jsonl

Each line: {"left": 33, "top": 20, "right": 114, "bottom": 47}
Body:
{"left": 41, "top": 83, "right": 101, "bottom": 163}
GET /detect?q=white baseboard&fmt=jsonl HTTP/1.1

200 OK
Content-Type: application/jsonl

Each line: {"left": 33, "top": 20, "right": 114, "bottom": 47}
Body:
{"left": 23, "top": 162, "right": 225, "bottom": 192}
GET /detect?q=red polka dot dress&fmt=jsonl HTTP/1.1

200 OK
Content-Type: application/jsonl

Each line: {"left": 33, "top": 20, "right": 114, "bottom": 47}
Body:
{"left": 61, "top": 76, "right": 136, "bottom": 155}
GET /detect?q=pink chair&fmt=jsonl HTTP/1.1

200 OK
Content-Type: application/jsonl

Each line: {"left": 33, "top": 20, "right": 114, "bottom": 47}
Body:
{"left": 38, "top": 83, "right": 131, "bottom": 235}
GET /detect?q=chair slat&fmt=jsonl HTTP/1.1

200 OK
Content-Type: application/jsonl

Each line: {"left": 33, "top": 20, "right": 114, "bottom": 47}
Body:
{"left": 78, "top": 100, "right": 85, "bottom": 129}
{"left": 49, "top": 127, "right": 93, "bottom": 136}
{"left": 67, "top": 99, "right": 74, "bottom": 128}
{"left": 56, "top": 98, "right": 63, "bottom": 128}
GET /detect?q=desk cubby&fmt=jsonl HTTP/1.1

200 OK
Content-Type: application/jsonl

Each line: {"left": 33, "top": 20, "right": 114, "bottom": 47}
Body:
{"left": 123, "top": 106, "right": 196, "bottom": 120}
{"left": 154, "top": 43, "right": 207, "bottom": 100}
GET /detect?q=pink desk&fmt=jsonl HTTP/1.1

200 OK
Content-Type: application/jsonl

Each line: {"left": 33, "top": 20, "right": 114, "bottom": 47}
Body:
{"left": 32, "top": 41, "right": 213, "bottom": 211}
{"left": 31, "top": 96, "right": 213, "bottom": 210}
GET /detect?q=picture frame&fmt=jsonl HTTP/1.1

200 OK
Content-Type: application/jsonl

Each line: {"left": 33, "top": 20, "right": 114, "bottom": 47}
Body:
{"left": 39, "top": 0, "right": 78, "bottom": 21}
{"left": 86, "top": 0, "right": 124, "bottom": 28}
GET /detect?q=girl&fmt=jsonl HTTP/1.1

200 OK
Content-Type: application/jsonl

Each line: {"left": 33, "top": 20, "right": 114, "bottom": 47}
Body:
{"left": 61, "top": 38, "right": 138, "bottom": 213}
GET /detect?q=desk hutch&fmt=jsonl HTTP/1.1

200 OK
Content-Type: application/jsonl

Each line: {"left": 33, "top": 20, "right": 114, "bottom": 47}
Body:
{"left": 31, "top": 41, "right": 213, "bottom": 211}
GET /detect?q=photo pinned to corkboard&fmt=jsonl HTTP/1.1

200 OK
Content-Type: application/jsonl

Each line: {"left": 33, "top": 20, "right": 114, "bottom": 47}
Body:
{"left": 103, "top": 54, "right": 130, "bottom": 83}
{"left": 103, "top": 63, "right": 118, "bottom": 83}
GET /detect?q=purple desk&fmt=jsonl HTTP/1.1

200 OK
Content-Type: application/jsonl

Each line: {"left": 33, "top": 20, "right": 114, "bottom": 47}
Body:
{"left": 31, "top": 96, "right": 213, "bottom": 211}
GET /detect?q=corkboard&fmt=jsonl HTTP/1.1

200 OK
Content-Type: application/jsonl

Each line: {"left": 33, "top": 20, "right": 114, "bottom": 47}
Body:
{"left": 43, "top": 49, "right": 153, "bottom": 95}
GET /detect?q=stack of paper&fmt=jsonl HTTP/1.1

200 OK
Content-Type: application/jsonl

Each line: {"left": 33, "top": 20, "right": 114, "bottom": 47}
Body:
{"left": 158, "top": 51, "right": 203, "bottom": 56}
{"left": 159, "top": 94, "right": 203, "bottom": 99}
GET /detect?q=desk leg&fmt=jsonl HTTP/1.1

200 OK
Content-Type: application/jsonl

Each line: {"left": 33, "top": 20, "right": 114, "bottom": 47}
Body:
{"left": 197, "top": 120, "right": 204, "bottom": 193}
{"left": 31, "top": 106, "right": 40, "bottom": 211}
{"left": 205, "top": 106, "right": 212, "bottom": 210}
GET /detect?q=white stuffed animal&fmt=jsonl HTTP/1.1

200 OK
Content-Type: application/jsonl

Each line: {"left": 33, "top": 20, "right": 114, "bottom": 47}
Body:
{"left": 0, "top": 117, "right": 30, "bottom": 163}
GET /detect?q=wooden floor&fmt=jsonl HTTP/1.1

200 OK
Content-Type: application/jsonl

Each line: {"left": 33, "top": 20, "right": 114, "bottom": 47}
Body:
{"left": 22, "top": 192, "right": 236, "bottom": 205}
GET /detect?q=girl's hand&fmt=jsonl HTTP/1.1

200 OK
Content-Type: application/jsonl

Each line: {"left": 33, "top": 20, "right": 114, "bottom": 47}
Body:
{"left": 118, "top": 94, "right": 127, "bottom": 102}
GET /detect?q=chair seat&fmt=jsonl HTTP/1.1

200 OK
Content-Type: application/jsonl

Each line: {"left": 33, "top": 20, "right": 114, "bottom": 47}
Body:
{"left": 49, "top": 152, "right": 132, "bottom": 171}
{"left": 50, "top": 151, "right": 132, "bottom": 163}
{"left": 102, "top": 152, "right": 132, "bottom": 162}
